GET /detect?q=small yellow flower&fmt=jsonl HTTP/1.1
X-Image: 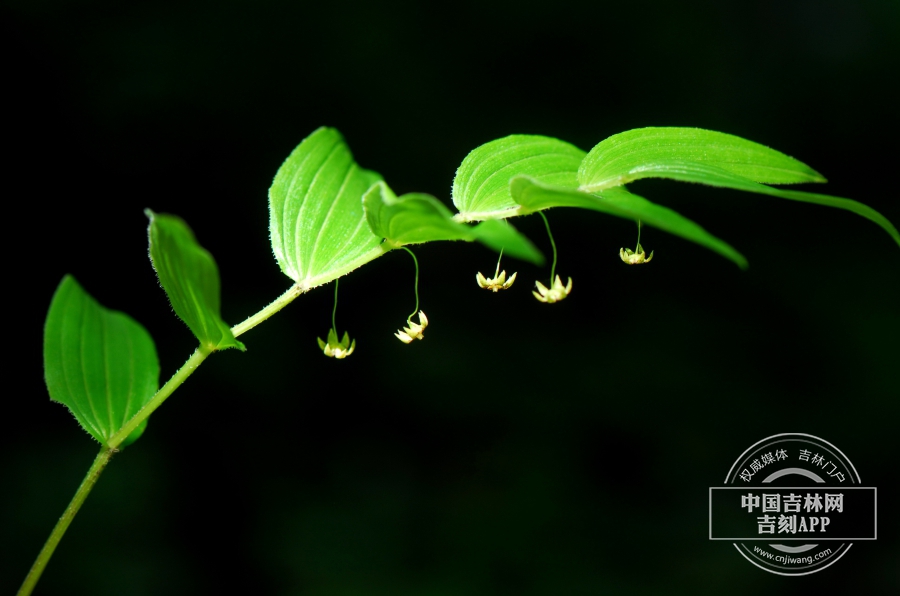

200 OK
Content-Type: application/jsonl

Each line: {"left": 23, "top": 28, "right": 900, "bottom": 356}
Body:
{"left": 317, "top": 329, "right": 356, "bottom": 359}
{"left": 533, "top": 275, "right": 572, "bottom": 303}
{"left": 395, "top": 311, "right": 428, "bottom": 344}
{"left": 476, "top": 269, "right": 517, "bottom": 292}
{"left": 620, "top": 243, "right": 654, "bottom": 265}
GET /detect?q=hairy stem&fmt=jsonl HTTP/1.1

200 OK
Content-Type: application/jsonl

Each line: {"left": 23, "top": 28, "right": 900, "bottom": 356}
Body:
{"left": 18, "top": 448, "right": 115, "bottom": 596}
{"left": 232, "top": 283, "right": 303, "bottom": 338}
{"left": 107, "top": 346, "right": 212, "bottom": 448}
{"left": 112, "top": 282, "right": 303, "bottom": 447}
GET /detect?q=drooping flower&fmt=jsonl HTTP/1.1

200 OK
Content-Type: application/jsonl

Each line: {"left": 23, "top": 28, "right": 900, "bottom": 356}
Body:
{"left": 533, "top": 275, "right": 572, "bottom": 303}
{"left": 395, "top": 311, "right": 428, "bottom": 344}
{"left": 620, "top": 243, "right": 654, "bottom": 265}
{"left": 317, "top": 328, "right": 356, "bottom": 359}
{"left": 476, "top": 269, "right": 517, "bottom": 292}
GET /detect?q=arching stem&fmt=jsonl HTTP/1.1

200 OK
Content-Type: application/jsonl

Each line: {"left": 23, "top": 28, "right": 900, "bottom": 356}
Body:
{"left": 331, "top": 278, "right": 339, "bottom": 331}
{"left": 539, "top": 212, "right": 558, "bottom": 281}
{"left": 400, "top": 246, "right": 420, "bottom": 322}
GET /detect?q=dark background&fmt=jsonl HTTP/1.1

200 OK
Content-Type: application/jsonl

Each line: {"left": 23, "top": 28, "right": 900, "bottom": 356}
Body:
{"left": 2, "top": 0, "right": 898, "bottom": 594}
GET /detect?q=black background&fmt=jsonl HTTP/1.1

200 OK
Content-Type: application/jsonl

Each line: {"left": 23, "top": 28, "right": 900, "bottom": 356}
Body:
{"left": 3, "top": 0, "right": 898, "bottom": 594}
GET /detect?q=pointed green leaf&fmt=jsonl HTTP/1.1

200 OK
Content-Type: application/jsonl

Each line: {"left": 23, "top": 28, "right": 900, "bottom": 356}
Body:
{"left": 146, "top": 210, "right": 245, "bottom": 351}
{"left": 364, "top": 182, "right": 472, "bottom": 244}
{"left": 511, "top": 176, "right": 748, "bottom": 268}
{"left": 44, "top": 275, "right": 160, "bottom": 446}
{"left": 452, "top": 135, "right": 586, "bottom": 221}
{"left": 363, "top": 182, "right": 544, "bottom": 264}
{"left": 269, "top": 127, "right": 388, "bottom": 290}
{"left": 578, "top": 127, "right": 826, "bottom": 191}
{"left": 582, "top": 160, "right": 900, "bottom": 248}
{"left": 470, "top": 219, "right": 544, "bottom": 265}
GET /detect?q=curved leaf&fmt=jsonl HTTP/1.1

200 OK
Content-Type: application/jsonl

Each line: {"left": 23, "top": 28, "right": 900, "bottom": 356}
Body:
{"left": 578, "top": 127, "right": 826, "bottom": 191}
{"left": 44, "top": 276, "right": 160, "bottom": 446}
{"left": 269, "top": 127, "right": 388, "bottom": 290}
{"left": 581, "top": 160, "right": 900, "bottom": 248}
{"left": 452, "top": 134, "right": 585, "bottom": 221}
{"left": 147, "top": 210, "right": 245, "bottom": 351}
{"left": 511, "top": 176, "right": 748, "bottom": 268}
{"left": 364, "top": 182, "right": 544, "bottom": 264}
{"left": 364, "top": 182, "right": 472, "bottom": 244}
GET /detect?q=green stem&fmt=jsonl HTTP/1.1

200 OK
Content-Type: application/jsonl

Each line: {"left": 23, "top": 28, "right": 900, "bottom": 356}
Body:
{"left": 231, "top": 283, "right": 303, "bottom": 338}
{"left": 331, "top": 279, "right": 339, "bottom": 331}
{"left": 539, "top": 212, "right": 558, "bottom": 281}
{"left": 107, "top": 346, "right": 212, "bottom": 449}
{"left": 400, "top": 246, "right": 420, "bottom": 321}
{"left": 18, "top": 447, "right": 115, "bottom": 596}
{"left": 636, "top": 219, "right": 642, "bottom": 249}
{"left": 111, "top": 283, "right": 303, "bottom": 448}
{"left": 23, "top": 282, "right": 309, "bottom": 593}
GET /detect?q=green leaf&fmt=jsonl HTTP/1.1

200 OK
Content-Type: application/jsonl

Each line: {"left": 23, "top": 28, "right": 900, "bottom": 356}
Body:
{"left": 511, "top": 176, "right": 748, "bottom": 268}
{"left": 578, "top": 127, "right": 826, "bottom": 191}
{"left": 146, "top": 210, "right": 245, "bottom": 351}
{"left": 452, "top": 134, "right": 586, "bottom": 221}
{"left": 269, "top": 127, "right": 388, "bottom": 290}
{"left": 364, "top": 182, "right": 473, "bottom": 244}
{"left": 44, "top": 276, "right": 160, "bottom": 446}
{"left": 584, "top": 160, "right": 900, "bottom": 248}
{"left": 470, "top": 219, "right": 544, "bottom": 265}
{"left": 363, "top": 182, "right": 544, "bottom": 264}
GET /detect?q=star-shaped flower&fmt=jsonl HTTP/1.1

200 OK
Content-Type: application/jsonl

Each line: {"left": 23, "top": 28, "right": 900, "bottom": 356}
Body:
{"left": 395, "top": 311, "right": 428, "bottom": 344}
{"left": 476, "top": 269, "right": 517, "bottom": 292}
{"left": 620, "top": 243, "right": 654, "bottom": 265}
{"left": 533, "top": 275, "right": 572, "bottom": 303}
{"left": 317, "top": 328, "right": 356, "bottom": 359}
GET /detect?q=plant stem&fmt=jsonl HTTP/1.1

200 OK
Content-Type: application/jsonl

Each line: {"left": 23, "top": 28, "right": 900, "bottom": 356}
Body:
{"left": 107, "top": 346, "right": 212, "bottom": 449}
{"left": 231, "top": 283, "right": 304, "bottom": 338}
{"left": 22, "top": 281, "right": 309, "bottom": 593}
{"left": 331, "top": 279, "right": 339, "bottom": 331}
{"left": 400, "top": 246, "right": 420, "bottom": 321}
{"left": 111, "top": 283, "right": 303, "bottom": 448}
{"left": 17, "top": 447, "right": 115, "bottom": 596}
{"left": 538, "top": 212, "right": 558, "bottom": 281}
